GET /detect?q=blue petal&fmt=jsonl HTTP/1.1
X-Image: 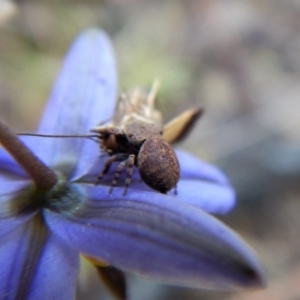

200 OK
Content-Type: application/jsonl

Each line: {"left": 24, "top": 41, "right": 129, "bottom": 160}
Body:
{"left": 35, "top": 28, "right": 117, "bottom": 178}
{"left": 81, "top": 149, "right": 231, "bottom": 188}
{"left": 0, "top": 216, "right": 79, "bottom": 299}
{"left": 0, "top": 180, "right": 35, "bottom": 238}
{"left": 0, "top": 148, "right": 27, "bottom": 180}
{"left": 176, "top": 150, "right": 230, "bottom": 185}
{"left": 27, "top": 231, "right": 79, "bottom": 299}
{"left": 45, "top": 185, "right": 265, "bottom": 290}
{"left": 177, "top": 179, "right": 235, "bottom": 214}
{"left": 78, "top": 154, "right": 235, "bottom": 214}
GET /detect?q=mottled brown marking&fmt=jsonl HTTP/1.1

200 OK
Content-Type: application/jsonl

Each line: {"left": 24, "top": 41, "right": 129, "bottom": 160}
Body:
{"left": 138, "top": 137, "right": 180, "bottom": 193}
{"left": 90, "top": 81, "right": 200, "bottom": 195}
{"left": 17, "top": 80, "right": 201, "bottom": 195}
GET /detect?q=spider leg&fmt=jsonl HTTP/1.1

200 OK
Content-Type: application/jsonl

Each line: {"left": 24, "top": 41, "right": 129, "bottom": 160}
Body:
{"left": 96, "top": 154, "right": 128, "bottom": 183}
{"left": 123, "top": 154, "right": 135, "bottom": 196}
{"left": 108, "top": 154, "right": 135, "bottom": 195}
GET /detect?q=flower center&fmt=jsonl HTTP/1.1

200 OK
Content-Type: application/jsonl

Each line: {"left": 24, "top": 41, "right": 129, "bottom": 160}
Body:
{"left": 6, "top": 175, "right": 85, "bottom": 217}
{"left": 43, "top": 179, "right": 84, "bottom": 214}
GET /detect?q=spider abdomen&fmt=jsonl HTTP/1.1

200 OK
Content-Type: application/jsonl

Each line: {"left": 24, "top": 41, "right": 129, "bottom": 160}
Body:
{"left": 138, "top": 137, "right": 180, "bottom": 193}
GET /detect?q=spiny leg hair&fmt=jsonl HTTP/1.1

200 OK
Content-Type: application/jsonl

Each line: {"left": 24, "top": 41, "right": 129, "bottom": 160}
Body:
{"left": 108, "top": 154, "right": 136, "bottom": 195}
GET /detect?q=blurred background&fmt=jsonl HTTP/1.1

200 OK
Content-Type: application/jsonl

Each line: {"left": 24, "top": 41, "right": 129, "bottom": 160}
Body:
{"left": 1, "top": 0, "right": 300, "bottom": 299}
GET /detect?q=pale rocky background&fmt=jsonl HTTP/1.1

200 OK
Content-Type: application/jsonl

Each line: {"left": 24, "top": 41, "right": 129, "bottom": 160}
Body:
{"left": 1, "top": 1, "right": 300, "bottom": 299}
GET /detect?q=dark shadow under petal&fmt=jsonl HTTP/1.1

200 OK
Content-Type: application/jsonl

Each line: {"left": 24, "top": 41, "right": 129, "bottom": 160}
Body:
{"left": 45, "top": 186, "right": 265, "bottom": 291}
{"left": 96, "top": 265, "right": 127, "bottom": 300}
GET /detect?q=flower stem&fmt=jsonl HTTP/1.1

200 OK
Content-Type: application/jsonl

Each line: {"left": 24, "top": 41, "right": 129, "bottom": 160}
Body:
{"left": 0, "top": 119, "right": 57, "bottom": 190}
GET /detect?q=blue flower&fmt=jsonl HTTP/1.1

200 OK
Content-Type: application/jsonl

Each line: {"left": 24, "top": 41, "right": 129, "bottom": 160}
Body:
{"left": 0, "top": 29, "right": 265, "bottom": 299}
